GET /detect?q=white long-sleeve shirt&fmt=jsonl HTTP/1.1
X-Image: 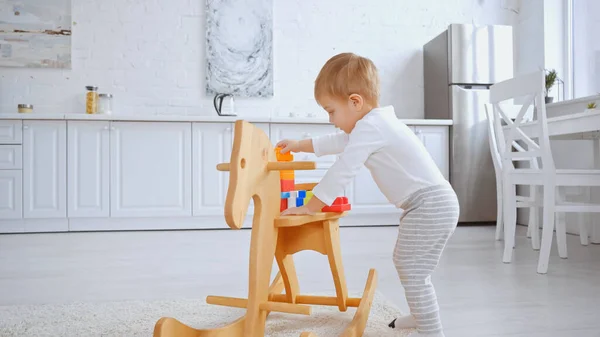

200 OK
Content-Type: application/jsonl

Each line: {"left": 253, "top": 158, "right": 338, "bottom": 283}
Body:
{"left": 311, "top": 105, "right": 450, "bottom": 207}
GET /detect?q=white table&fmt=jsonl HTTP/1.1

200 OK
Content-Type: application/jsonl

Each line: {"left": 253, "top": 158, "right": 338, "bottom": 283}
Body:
{"left": 517, "top": 109, "right": 600, "bottom": 244}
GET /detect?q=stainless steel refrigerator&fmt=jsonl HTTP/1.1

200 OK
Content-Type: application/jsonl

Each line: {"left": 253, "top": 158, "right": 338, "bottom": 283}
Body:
{"left": 423, "top": 24, "right": 514, "bottom": 223}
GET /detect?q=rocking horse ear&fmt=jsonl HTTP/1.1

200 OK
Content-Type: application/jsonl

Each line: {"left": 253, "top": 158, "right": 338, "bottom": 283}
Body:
{"left": 223, "top": 120, "right": 275, "bottom": 229}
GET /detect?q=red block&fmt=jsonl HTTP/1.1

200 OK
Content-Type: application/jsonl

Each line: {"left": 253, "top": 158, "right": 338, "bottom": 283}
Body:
{"left": 280, "top": 198, "right": 288, "bottom": 212}
{"left": 322, "top": 204, "right": 351, "bottom": 212}
{"left": 280, "top": 179, "right": 295, "bottom": 192}
{"left": 322, "top": 196, "right": 351, "bottom": 212}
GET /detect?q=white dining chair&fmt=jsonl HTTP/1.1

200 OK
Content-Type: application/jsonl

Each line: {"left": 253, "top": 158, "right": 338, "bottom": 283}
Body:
{"left": 484, "top": 103, "right": 540, "bottom": 250}
{"left": 489, "top": 70, "right": 600, "bottom": 274}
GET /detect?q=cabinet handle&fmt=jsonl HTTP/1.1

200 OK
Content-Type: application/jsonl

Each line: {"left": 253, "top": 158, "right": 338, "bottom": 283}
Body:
{"left": 103, "top": 126, "right": 109, "bottom": 130}
{"left": 23, "top": 125, "right": 29, "bottom": 130}
{"left": 225, "top": 127, "right": 231, "bottom": 132}
{"left": 111, "top": 127, "right": 116, "bottom": 131}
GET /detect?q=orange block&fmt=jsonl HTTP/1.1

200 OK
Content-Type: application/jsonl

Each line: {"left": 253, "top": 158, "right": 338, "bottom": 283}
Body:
{"left": 275, "top": 147, "right": 293, "bottom": 162}
{"left": 280, "top": 170, "right": 295, "bottom": 180}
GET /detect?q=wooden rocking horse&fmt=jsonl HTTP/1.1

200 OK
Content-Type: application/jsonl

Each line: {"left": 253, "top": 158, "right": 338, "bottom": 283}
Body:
{"left": 153, "top": 120, "right": 377, "bottom": 337}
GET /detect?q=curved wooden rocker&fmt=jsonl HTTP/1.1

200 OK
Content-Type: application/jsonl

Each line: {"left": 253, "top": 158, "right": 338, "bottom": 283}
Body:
{"left": 153, "top": 120, "right": 377, "bottom": 337}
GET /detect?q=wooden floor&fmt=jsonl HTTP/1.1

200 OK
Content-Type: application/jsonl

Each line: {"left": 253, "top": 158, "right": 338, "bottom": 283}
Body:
{"left": 1, "top": 224, "right": 599, "bottom": 336}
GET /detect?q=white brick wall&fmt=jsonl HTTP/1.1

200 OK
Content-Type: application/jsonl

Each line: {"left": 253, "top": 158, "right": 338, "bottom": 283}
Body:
{"left": 0, "top": 0, "right": 517, "bottom": 119}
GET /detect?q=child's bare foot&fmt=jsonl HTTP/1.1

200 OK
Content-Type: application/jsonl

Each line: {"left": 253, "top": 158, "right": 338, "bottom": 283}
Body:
{"left": 388, "top": 315, "right": 417, "bottom": 329}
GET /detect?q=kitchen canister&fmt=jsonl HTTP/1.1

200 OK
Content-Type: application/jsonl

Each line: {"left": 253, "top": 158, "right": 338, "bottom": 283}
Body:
{"left": 98, "top": 93, "right": 113, "bottom": 115}
{"left": 85, "top": 86, "right": 99, "bottom": 114}
{"left": 18, "top": 104, "right": 33, "bottom": 113}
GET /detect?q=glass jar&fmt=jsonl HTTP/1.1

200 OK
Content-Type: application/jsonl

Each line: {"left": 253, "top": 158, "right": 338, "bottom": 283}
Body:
{"left": 85, "top": 86, "right": 98, "bottom": 114}
{"left": 98, "top": 93, "right": 113, "bottom": 115}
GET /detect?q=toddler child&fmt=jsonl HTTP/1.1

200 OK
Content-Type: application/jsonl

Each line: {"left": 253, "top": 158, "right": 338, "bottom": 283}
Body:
{"left": 277, "top": 52, "right": 460, "bottom": 337}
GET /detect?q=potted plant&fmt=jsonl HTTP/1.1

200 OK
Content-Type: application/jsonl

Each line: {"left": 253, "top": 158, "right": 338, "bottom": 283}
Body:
{"left": 587, "top": 102, "right": 597, "bottom": 110}
{"left": 545, "top": 69, "right": 557, "bottom": 103}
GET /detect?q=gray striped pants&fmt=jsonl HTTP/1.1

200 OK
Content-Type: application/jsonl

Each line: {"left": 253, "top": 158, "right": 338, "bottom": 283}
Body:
{"left": 393, "top": 184, "right": 460, "bottom": 335}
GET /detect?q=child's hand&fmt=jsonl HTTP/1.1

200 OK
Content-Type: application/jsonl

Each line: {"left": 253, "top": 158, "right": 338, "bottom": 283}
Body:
{"left": 276, "top": 139, "right": 300, "bottom": 154}
{"left": 281, "top": 205, "right": 315, "bottom": 216}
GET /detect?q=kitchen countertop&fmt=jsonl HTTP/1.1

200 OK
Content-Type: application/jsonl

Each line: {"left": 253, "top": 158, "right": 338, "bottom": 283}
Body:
{"left": 0, "top": 113, "right": 453, "bottom": 125}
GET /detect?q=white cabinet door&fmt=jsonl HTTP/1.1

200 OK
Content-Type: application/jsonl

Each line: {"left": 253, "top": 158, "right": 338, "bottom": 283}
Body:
{"left": 413, "top": 126, "right": 450, "bottom": 180}
{"left": 110, "top": 122, "right": 192, "bottom": 217}
{"left": 67, "top": 121, "right": 110, "bottom": 218}
{"left": 193, "top": 122, "right": 269, "bottom": 222}
{"left": 0, "top": 170, "right": 22, "bottom": 219}
{"left": 192, "top": 122, "right": 233, "bottom": 216}
{"left": 23, "top": 121, "right": 67, "bottom": 218}
{"left": 345, "top": 167, "right": 397, "bottom": 215}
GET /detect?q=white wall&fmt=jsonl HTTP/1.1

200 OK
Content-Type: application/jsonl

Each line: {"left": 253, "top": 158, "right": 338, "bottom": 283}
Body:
{"left": 573, "top": 0, "right": 600, "bottom": 98}
{"left": 0, "top": 0, "right": 518, "bottom": 119}
{"left": 514, "top": 0, "right": 545, "bottom": 76}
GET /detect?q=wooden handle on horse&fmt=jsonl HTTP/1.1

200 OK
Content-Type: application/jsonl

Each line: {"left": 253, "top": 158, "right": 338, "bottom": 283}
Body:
{"left": 216, "top": 161, "right": 316, "bottom": 172}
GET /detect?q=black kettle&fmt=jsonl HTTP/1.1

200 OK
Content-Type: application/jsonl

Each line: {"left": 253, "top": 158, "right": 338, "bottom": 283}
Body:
{"left": 213, "top": 93, "right": 236, "bottom": 116}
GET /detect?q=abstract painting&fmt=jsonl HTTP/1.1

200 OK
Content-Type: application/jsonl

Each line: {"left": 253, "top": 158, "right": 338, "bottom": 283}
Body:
{"left": 0, "top": 0, "right": 71, "bottom": 68}
{"left": 205, "top": 0, "right": 273, "bottom": 97}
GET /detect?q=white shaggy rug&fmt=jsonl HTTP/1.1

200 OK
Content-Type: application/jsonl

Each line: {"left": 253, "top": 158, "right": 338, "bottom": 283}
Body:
{"left": 0, "top": 292, "right": 415, "bottom": 336}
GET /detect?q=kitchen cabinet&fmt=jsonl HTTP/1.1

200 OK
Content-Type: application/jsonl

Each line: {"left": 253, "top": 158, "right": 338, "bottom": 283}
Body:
{"left": 192, "top": 122, "right": 233, "bottom": 216}
{"left": 67, "top": 121, "right": 110, "bottom": 218}
{"left": 0, "top": 120, "right": 22, "bottom": 144}
{"left": 0, "top": 115, "right": 450, "bottom": 232}
{"left": 0, "top": 145, "right": 22, "bottom": 170}
{"left": 22, "top": 121, "right": 67, "bottom": 218}
{"left": 0, "top": 170, "right": 22, "bottom": 219}
{"left": 110, "top": 121, "right": 192, "bottom": 217}
{"left": 413, "top": 126, "right": 450, "bottom": 180}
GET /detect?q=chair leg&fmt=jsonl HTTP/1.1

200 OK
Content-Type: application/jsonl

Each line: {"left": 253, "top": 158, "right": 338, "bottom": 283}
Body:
{"left": 495, "top": 178, "right": 504, "bottom": 241}
{"left": 555, "top": 188, "right": 568, "bottom": 259}
{"left": 529, "top": 185, "right": 540, "bottom": 251}
{"left": 503, "top": 180, "right": 516, "bottom": 263}
{"left": 275, "top": 251, "right": 300, "bottom": 303}
{"left": 538, "top": 185, "right": 556, "bottom": 274}
{"left": 579, "top": 213, "right": 589, "bottom": 246}
{"left": 322, "top": 220, "right": 348, "bottom": 312}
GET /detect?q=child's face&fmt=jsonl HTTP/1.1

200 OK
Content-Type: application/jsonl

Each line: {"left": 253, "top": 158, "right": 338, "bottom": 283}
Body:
{"left": 318, "top": 95, "right": 363, "bottom": 133}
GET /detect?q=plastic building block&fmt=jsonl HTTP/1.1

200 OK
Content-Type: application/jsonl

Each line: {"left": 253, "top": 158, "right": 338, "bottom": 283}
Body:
{"left": 280, "top": 170, "right": 295, "bottom": 180}
{"left": 275, "top": 147, "right": 293, "bottom": 162}
{"left": 281, "top": 179, "right": 295, "bottom": 192}
{"left": 322, "top": 196, "right": 351, "bottom": 212}
{"left": 280, "top": 198, "right": 288, "bottom": 212}
{"left": 306, "top": 191, "right": 313, "bottom": 202}
{"left": 296, "top": 198, "right": 305, "bottom": 207}
{"left": 297, "top": 190, "right": 306, "bottom": 198}
{"left": 281, "top": 192, "right": 291, "bottom": 198}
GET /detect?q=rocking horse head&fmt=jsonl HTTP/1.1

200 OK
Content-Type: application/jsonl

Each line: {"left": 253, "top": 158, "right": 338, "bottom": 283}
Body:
{"left": 216, "top": 120, "right": 278, "bottom": 229}
{"left": 216, "top": 120, "right": 317, "bottom": 229}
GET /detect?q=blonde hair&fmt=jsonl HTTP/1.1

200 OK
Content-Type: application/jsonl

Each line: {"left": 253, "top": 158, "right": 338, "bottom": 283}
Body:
{"left": 314, "top": 52, "right": 380, "bottom": 105}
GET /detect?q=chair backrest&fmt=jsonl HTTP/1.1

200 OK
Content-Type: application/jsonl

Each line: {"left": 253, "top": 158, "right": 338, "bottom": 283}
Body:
{"left": 488, "top": 70, "right": 554, "bottom": 177}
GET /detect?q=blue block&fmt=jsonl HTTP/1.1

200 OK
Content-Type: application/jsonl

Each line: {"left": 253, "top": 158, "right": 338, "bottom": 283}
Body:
{"left": 281, "top": 192, "right": 291, "bottom": 198}
{"left": 296, "top": 198, "right": 305, "bottom": 207}
{"left": 297, "top": 190, "right": 306, "bottom": 198}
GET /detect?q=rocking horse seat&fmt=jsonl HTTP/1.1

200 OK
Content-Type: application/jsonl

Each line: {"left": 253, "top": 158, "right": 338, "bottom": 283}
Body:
{"left": 275, "top": 212, "right": 348, "bottom": 228}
